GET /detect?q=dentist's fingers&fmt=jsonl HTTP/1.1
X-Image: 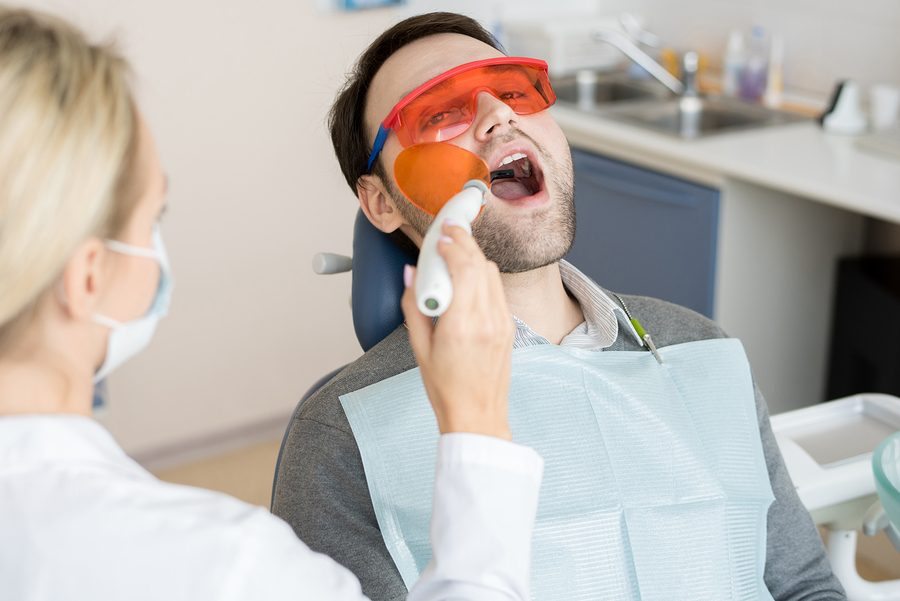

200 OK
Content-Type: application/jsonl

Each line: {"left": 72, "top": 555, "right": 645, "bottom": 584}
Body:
{"left": 435, "top": 225, "right": 509, "bottom": 343}
{"left": 438, "top": 224, "right": 512, "bottom": 334}
{"left": 401, "top": 265, "right": 435, "bottom": 361}
{"left": 403, "top": 223, "right": 514, "bottom": 441}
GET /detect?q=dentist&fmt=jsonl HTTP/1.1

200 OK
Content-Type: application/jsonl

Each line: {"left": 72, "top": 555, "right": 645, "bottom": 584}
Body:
{"left": 0, "top": 8, "right": 542, "bottom": 601}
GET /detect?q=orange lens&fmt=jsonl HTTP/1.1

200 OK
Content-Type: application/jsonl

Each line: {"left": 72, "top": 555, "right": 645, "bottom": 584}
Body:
{"left": 393, "top": 63, "right": 555, "bottom": 148}
{"left": 394, "top": 143, "right": 490, "bottom": 216}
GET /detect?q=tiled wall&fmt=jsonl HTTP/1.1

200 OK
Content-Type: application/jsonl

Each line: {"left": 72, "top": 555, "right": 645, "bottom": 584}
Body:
{"left": 613, "top": 0, "right": 900, "bottom": 100}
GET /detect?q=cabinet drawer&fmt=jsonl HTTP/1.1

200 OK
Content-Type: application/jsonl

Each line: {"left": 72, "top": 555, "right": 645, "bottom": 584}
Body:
{"left": 565, "top": 148, "right": 719, "bottom": 318}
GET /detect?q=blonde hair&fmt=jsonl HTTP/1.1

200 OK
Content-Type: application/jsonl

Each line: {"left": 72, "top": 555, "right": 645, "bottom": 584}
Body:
{"left": 0, "top": 7, "right": 140, "bottom": 350}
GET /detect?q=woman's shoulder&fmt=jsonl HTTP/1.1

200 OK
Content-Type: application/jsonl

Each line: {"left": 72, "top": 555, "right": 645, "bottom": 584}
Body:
{"left": 0, "top": 416, "right": 336, "bottom": 599}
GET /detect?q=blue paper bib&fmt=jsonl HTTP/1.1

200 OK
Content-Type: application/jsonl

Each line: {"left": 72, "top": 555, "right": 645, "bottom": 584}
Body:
{"left": 341, "top": 338, "right": 775, "bottom": 601}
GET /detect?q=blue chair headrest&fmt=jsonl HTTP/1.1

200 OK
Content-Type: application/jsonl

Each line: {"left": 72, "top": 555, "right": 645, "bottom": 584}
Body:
{"left": 351, "top": 209, "right": 418, "bottom": 352}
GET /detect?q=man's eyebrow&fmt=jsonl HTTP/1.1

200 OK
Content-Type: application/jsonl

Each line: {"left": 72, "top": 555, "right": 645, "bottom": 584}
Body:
{"left": 397, "top": 78, "right": 456, "bottom": 104}
{"left": 490, "top": 64, "right": 527, "bottom": 76}
{"left": 395, "top": 64, "right": 526, "bottom": 104}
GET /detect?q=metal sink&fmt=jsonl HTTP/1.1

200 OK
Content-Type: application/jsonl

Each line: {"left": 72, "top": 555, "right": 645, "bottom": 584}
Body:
{"left": 552, "top": 73, "right": 672, "bottom": 107}
{"left": 552, "top": 72, "right": 809, "bottom": 139}
{"left": 600, "top": 96, "right": 809, "bottom": 138}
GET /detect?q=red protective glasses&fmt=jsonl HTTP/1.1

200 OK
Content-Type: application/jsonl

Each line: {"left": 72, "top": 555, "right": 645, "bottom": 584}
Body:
{"left": 367, "top": 57, "right": 556, "bottom": 170}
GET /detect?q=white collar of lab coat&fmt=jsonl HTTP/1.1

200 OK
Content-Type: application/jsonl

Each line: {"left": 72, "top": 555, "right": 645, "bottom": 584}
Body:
{"left": 0, "top": 414, "right": 149, "bottom": 480}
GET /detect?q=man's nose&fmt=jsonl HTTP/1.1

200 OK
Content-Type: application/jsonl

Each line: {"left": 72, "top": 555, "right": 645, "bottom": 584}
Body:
{"left": 471, "top": 91, "right": 517, "bottom": 142}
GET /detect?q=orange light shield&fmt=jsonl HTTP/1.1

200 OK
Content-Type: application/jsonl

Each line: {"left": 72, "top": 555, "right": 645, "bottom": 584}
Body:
{"left": 394, "top": 143, "right": 490, "bottom": 216}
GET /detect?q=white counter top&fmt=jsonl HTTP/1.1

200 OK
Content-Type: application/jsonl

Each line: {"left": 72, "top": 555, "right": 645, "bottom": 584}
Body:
{"left": 552, "top": 104, "right": 900, "bottom": 224}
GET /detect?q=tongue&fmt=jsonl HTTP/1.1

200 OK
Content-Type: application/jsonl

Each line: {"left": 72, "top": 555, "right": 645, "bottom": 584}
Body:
{"left": 491, "top": 180, "right": 533, "bottom": 200}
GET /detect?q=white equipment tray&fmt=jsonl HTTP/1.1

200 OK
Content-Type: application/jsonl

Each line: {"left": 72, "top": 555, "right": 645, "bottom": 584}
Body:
{"left": 771, "top": 393, "right": 900, "bottom": 512}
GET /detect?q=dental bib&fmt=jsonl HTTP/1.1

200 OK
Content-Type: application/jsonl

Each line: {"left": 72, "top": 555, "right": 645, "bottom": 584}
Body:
{"left": 341, "top": 339, "right": 775, "bottom": 601}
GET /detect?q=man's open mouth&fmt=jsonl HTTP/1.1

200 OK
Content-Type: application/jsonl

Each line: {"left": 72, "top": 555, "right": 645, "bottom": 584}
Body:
{"left": 490, "top": 152, "right": 543, "bottom": 201}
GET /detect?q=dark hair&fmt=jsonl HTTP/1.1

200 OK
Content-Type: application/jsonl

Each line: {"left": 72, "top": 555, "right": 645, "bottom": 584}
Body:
{"left": 327, "top": 12, "right": 503, "bottom": 196}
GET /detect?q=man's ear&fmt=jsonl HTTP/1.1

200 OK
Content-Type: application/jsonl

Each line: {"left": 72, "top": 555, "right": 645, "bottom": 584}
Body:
{"left": 59, "top": 238, "right": 107, "bottom": 322}
{"left": 357, "top": 174, "right": 406, "bottom": 234}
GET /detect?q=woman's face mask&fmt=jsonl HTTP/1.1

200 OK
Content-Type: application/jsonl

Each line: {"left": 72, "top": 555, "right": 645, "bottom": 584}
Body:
{"left": 91, "top": 224, "right": 174, "bottom": 383}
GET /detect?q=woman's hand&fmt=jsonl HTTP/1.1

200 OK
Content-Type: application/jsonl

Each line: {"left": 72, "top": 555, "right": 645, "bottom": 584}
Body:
{"left": 401, "top": 222, "right": 515, "bottom": 440}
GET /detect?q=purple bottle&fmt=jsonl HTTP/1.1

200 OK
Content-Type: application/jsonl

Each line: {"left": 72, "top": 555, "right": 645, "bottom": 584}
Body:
{"left": 739, "top": 26, "right": 768, "bottom": 102}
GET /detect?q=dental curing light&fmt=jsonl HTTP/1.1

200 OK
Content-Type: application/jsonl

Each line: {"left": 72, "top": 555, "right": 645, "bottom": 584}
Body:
{"left": 394, "top": 143, "right": 511, "bottom": 317}
{"left": 415, "top": 181, "right": 488, "bottom": 316}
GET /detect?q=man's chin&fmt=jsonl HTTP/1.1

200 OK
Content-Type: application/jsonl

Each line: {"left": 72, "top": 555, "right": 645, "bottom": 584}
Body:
{"left": 495, "top": 255, "right": 567, "bottom": 275}
{"left": 472, "top": 212, "right": 575, "bottom": 275}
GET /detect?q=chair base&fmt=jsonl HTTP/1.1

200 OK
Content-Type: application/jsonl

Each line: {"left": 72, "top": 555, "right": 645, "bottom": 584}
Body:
{"left": 827, "top": 529, "right": 900, "bottom": 601}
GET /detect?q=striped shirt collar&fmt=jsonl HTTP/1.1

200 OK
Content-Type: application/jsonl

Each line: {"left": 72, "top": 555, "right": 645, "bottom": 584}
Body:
{"left": 511, "top": 260, "right": 642, "bottom": 350}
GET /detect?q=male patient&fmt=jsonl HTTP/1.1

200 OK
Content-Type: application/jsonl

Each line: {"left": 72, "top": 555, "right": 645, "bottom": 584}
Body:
{"left": 273, "top": 12, "right": 845, "bottom": 601}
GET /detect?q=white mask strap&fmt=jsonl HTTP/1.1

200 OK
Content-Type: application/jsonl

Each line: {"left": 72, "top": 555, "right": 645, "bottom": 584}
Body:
{"left": 91, "top": 313, "right": 124, "bottom": 330}
{"left": 105, "top": 239, "right": 158, "bottom": 260}
{"left": 92, "top": 238, "right": 158, "bottom": 330}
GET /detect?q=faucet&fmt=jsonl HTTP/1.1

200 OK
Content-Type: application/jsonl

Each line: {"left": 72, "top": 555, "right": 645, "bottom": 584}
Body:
{"left": 681, "top": 51, "right": 700, "bottom": 97}
{"left": 619, "top": 13, "right": 661, "bottom": 49}
{"left": 678, "top": 50, "right": 703, "bottom": 137}
{"left": 592, "top": 28, "right": 685, "bottom": 95}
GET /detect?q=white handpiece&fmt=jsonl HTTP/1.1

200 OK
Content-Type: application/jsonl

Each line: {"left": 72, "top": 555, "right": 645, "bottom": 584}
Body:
{"left": 415, "top": 179, "right": 489, "bottom": 316}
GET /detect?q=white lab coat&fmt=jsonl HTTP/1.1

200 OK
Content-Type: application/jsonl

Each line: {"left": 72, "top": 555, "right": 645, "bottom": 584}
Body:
{"left": 0, "top": 414, "right": 543, "bottom": 601}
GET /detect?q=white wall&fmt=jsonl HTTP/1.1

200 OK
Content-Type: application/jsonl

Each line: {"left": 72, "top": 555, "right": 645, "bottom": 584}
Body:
{"left": 401, "top": 0, "right": 599, "bottom": 37}
{"left": 19, "top": 0, "right": 399, "bottom": 458}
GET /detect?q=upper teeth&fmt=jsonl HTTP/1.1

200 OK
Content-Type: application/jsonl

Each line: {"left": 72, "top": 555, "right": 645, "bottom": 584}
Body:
{"left": 499, "top": 153, "right": 527, "bottom": 166}
{"left": 499, "top": 153, "right": 532, "bottom": 177}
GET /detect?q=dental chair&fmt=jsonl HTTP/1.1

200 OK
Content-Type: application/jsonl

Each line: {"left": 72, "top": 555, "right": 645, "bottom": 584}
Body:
{"left": 271, "top": 210, "right": 415, "bottom": 509}
{"left": 272, "top": 210, "right": 900, "bottom": 599}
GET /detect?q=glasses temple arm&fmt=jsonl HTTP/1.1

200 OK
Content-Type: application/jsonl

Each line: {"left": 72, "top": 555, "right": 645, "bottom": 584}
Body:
{"left": 366, "top": 125, "right": 391, "bottom": 171}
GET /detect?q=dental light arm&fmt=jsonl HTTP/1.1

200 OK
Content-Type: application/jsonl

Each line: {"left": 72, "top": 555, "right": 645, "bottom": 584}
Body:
{"left": 415, "top": 180, "right": 489, "bottom": 316}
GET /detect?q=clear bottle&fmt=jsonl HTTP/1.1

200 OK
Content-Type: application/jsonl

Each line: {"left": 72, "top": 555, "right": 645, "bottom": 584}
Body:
{"left": 721, "top": 30, "right": 744, "bottom": 98}
{"left": 739, "top": 26, "right": 768, "bottom": 102}
{"left": 763, "top": 33, "right": 784, "bottom": 108}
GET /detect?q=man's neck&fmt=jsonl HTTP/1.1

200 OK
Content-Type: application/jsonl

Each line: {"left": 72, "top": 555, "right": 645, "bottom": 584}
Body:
{"left": 501, "top": 262, "right": 584, "bottom": 345}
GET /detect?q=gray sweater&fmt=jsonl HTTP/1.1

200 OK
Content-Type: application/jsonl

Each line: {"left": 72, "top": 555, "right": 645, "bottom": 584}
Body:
{"left": 272, "top": 292, "right": 846, "bottom": 601}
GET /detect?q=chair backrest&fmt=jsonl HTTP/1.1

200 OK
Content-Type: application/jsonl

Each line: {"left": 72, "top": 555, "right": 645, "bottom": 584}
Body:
{"left": 272, "top": 209, "right": 416, "bottom": 509}
{"left": 351, "top": 209, "right": 418, "bottom": 352}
